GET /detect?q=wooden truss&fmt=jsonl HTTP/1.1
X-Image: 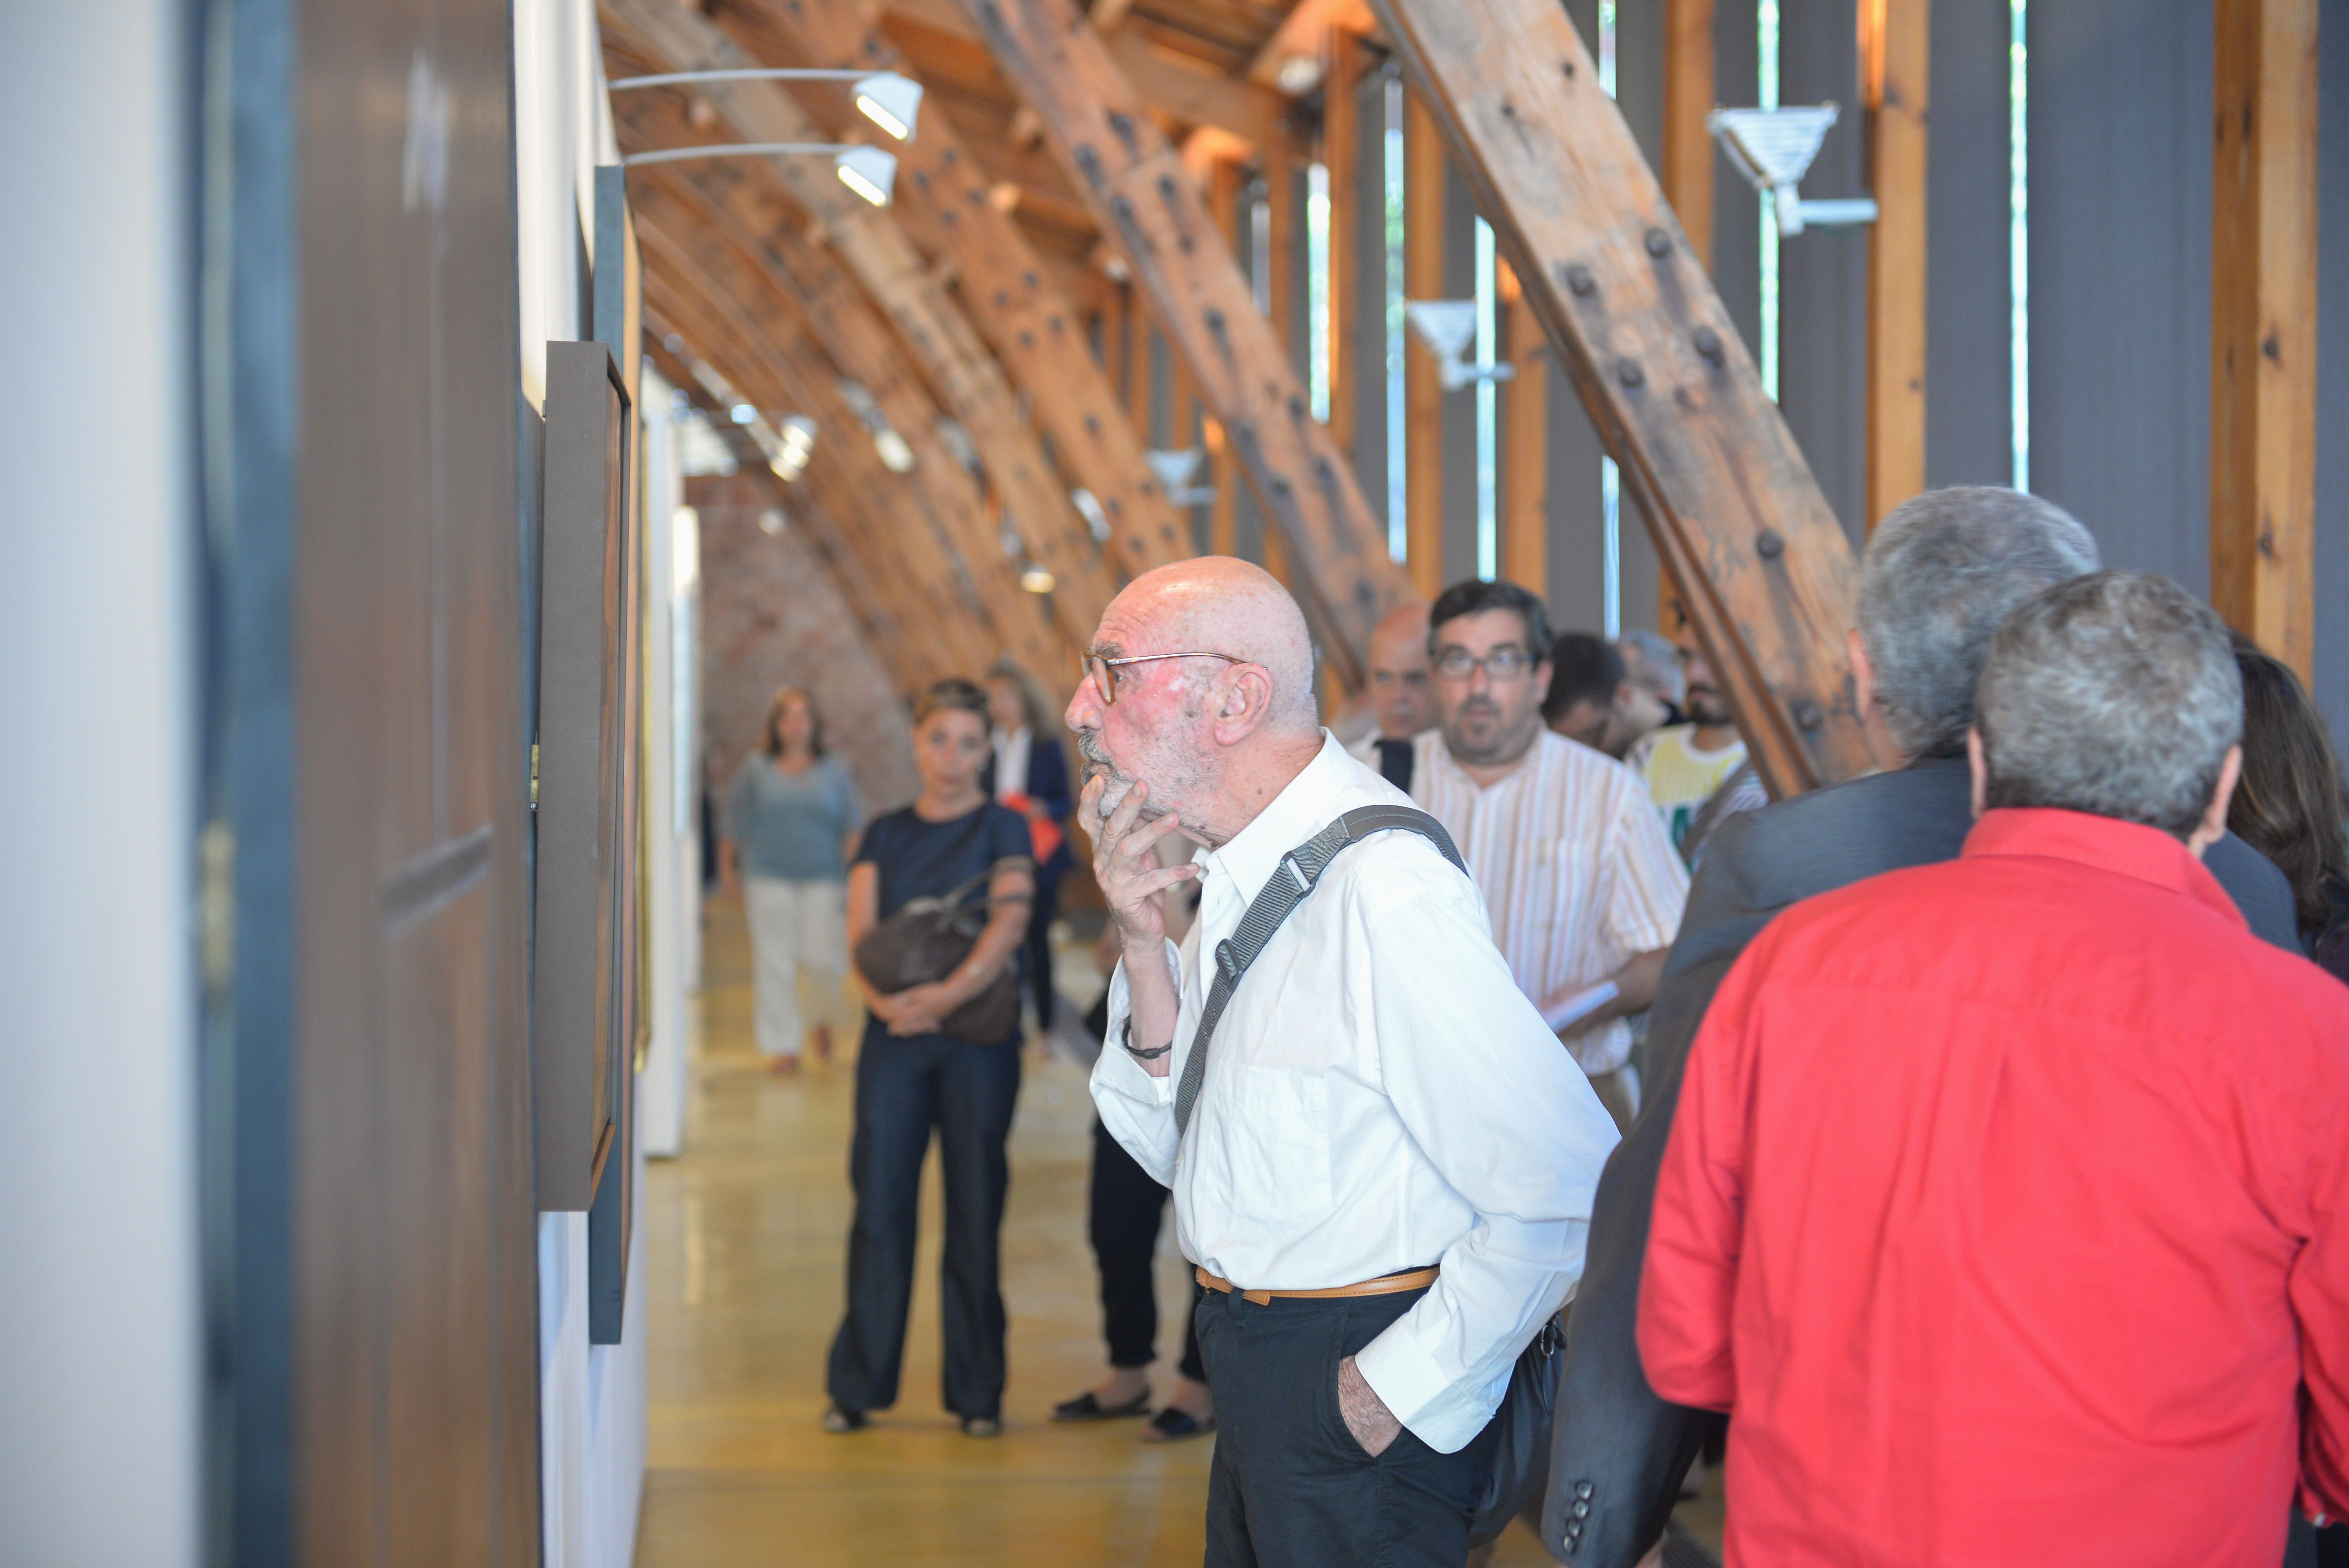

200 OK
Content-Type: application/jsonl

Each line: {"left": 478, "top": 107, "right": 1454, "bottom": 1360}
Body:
{"left": 1367, "top": 0, "right": 1872, "bottom": 793}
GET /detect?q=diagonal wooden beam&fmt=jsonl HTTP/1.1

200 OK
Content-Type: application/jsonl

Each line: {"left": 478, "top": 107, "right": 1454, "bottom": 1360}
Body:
{"left": 1245, "top": 0, "right": 1376, "bottom": 91}
{"left": 882, "top": 0, "right": 1289, "bottom": 148}
{"left": 606, "top": 84, "right": 1076, "bottom": 685}
{"left": 961, "top": 0, "right": 1412, "bottom": 692}
{"left": 601, "top": 0, "right": 1123, "bottom": 647}
{"left": 1368, "top": 0, "right": 1871, "bottom": 794}
{"left": 702, "top": 0, "right": 1197, "bottom": 580}
{"left": 638, "top": 256, "right": 1003, "bottom": 686}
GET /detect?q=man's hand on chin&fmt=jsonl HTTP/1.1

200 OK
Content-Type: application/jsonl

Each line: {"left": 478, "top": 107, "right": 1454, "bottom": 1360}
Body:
{"left": 1337, "top": 1355, "right": 1401, "bottom": 1457}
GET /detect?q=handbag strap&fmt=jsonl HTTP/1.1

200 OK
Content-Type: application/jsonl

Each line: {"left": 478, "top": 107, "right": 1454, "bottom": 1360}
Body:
{"left": 1172, "top": 805, "right": 1466, "bottom": 1136}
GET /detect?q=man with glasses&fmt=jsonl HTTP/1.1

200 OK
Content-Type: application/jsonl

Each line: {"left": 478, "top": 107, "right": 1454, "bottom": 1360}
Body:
{"left": 1073, "top": 557, "right": 1618, "bottom": 1568}
{"left": 1410, "top": 580, "right": 1688, "bottom": 1128}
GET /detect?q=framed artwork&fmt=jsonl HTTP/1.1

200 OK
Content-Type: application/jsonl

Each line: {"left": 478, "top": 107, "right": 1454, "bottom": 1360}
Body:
{"left": 534, "top": 336, "right": 641, "bottom": 1214}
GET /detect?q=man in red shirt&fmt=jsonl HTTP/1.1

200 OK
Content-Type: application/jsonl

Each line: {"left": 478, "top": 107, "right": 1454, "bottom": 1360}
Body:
{"left": 1640, "top": 571, "right": 2349, "bottom": 1566}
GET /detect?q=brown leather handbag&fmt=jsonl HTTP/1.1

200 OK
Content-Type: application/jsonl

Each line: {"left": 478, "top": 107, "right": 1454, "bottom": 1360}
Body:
{"left": 852, "top": 868, "right": 1025, "bottom": 1045}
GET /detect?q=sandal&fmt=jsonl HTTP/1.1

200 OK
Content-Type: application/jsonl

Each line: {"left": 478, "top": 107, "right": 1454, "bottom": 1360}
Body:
{"left": 1050, "top": 1388, "right": 1152, "bottom": 1423}
{"left": 1141, "top": 1406, "right": 1214, "bottom": 1443}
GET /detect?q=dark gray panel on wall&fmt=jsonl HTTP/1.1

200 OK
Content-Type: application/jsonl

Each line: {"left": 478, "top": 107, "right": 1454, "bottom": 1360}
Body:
{"left": 1924, "top": 0, "right": 2016, "bottom": 490}
{"left": 1776, "top": 0, "right": 1866, "bottom": 546}
{"left": 1441, "top": 159, "right": 1481, "bottom": 588}
{"left": 2315, "top": 4, "right": 2349, "bottom": 739}
{"left": 1713, "top": 0, "right": 1764, "bottom": 372}
{"left": 1545, "top": 354, "right": 1608, "bottom": 633}
{"left": 2027, "top": 0, "right": 2213, "bottom": 588}
{"left": 1354, "top": 65, "right": 1395, "bottom": 543}
{"left": 1610, "top": 0, "right": 1666, "bottom": 627}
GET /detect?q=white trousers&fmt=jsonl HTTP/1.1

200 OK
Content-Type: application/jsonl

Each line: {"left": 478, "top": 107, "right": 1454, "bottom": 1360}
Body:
{"left": 743, "top": 876, "right": 852, "bottom": 1058}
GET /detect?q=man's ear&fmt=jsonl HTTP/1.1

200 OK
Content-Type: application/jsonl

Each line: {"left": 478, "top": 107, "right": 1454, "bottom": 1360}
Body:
{"left": 2187, "top": 745, "right": 2243, "bottom": 858}
{"left": 1210, "top": 663, "right": 1277, "bottom": 745}
{"left": 1966, "top": 727, "right": 1988, "bottom": 820}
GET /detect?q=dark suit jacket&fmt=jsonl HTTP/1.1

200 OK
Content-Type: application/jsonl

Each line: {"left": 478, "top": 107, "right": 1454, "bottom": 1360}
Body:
{"left": 1541, "top": 753, "right": 2302, "bottom": 1566}
{"left": 981, "top": 732, "right": 1074, "bottom": 879}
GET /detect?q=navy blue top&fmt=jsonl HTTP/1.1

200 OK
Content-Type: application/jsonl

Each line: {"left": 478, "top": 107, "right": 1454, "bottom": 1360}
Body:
{"left": 855, "top": 800, "right": 1033, "bottom": 1049}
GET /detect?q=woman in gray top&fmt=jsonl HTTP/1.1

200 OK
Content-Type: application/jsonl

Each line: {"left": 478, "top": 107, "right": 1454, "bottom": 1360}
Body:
{"left": 721, "top": 687, "right": 861, "bottom": 1074}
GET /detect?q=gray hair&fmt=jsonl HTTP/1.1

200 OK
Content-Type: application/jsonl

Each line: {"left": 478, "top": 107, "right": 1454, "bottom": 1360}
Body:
{"left": 1616, "top": 629, "right": 1687, "bottom": 705}
{"left": 1859, "top": 487, "right": 2101, "bottom": 757}
{"left": 1976, "top": 571, "right": 2242, "bottom": 837}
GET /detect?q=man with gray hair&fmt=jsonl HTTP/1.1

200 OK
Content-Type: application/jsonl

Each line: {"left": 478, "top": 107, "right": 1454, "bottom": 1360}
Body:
{"left": 1073, "top": 557, "right": 1620, "bottom": 1567}
{"left": 1640, "top": 571, "right": 2349, "bottom": 1564}
{"left": 1541, "top": 489, "right": 2301, "bottom": 1568}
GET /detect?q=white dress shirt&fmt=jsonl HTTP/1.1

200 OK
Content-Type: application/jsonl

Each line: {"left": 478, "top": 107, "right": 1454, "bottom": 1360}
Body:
{"left": 1410, "top": 729, "right": 1689, "bottom": 1075}
{"left": 990, "top": 724, "right": 1032, "bottom": 804}
{"left": 1093, "top": 733, "right": 1621, "bottom": 1453}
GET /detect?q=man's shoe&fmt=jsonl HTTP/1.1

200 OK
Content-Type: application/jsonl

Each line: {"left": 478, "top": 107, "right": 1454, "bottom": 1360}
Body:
{"left": 1051, "top": 1388, "right": 1151, "bottom": 1423}
{"left": 959, "top": 1415, "right": 1003, "bottom": 1438}
{"left": 821, "top": 1405, "right": 868, "bottom": 1434}
{"left": 1140, "top": 1407, "right": 1214, "bottom": 1443}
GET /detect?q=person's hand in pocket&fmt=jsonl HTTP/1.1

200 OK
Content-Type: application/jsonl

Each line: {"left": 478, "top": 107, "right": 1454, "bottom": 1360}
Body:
{"left": 1337, "top": 1356, "right": 1401, "bottom": 1457}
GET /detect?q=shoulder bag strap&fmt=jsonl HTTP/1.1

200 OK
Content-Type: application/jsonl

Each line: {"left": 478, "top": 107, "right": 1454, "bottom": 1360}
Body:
{"left": 1171, "top": 806, "right": 1466, "bottom": 1136}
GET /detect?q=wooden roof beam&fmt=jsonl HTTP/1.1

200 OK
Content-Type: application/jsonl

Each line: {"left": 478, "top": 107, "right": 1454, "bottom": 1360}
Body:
{"left": 601, "top": 0, "right": 1125, "bottom": 648}
{"left": 683, "top": 0, "right": 1198, "bottom": 582}
{"left": 962, "top": 0, "right": 1413, "bottom": 691}
{"left": 638, "top": 255, "right": 1001, "bottom": 686}
{"left": 628, "top": 176, "right": 1075, "bottom": 690}
{"left": 1245, "top": 0, "right": 1376, "bottom": 93}
{"left": 1367, "top": 0, "right": 1871, "bottom": 795}
{"left": 880, "top": 0, "right": 1289, "bottom": 150}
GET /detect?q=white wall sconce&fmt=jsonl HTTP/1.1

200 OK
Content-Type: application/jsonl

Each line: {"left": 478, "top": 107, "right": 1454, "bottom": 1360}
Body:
{"left": 1146, "top": 449, "right": 1218, "bottom": 508}
{"left": 1404, "top": 300, "right": 1515, "bottom": 392}
{"left": 1708, "top": 106, "right": 1878, "bottom": 236}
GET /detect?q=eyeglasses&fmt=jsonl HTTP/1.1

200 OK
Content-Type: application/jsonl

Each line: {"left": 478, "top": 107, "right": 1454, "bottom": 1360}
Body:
{"left": 1082, "top": 650, "right": 1244, "bottom": 706}
{"left": 1432, "top": 645, "right": 1542, "bottom": 681}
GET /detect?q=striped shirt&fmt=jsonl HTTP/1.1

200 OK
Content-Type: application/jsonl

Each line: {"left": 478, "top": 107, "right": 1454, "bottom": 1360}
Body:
{"left": 1627, "top": 724, "right": 1750, "bottom": 853}
{"left": 1411, "top": 729, "right": 1690, "bottom": 1075}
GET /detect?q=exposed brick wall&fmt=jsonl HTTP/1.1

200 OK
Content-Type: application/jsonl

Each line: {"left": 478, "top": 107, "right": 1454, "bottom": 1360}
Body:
{"left": 692, "top": 472, "right": 920, "bottom": 819}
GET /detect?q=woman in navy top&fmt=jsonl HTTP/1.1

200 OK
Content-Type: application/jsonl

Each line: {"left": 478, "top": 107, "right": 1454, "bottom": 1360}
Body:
{"left": 825, "top": 679, "right": 1033, "bottom": 1438}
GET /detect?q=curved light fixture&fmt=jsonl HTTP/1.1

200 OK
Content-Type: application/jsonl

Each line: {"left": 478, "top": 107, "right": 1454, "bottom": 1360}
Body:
{"left": 834, "top": 144, "right": 898, "bottom": 207}
{"left": 1019, "top": 565, "right": 1057, "bottom": 595}
{"left": 852, "top": 73, "right": 923, "bottom": 142}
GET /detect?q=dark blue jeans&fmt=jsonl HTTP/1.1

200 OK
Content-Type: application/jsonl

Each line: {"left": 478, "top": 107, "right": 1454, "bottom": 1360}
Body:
{"left": 825, "top": 1032, "right": 1021, "bottom": 1419}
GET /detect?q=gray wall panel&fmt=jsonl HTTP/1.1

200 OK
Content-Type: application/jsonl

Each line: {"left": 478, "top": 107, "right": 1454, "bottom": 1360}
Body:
{"left": 1355, "top": 66, "right": 1396, "bottom": 547}
{"left": 1777, "top": 0, "right": 1867, "bottom": 545}
{"left": 1442, "top": 158, "right": 1483, "bottom": 588}
{"left": 1924, "top": 0, "right": 2016, "bottom": 489}
{"left": 2026, "top": 0, "right": 2213, "bottom": 589}
{"left": 2315, "top": 1, "right": 2349, "bottom": 738}
{"left": 1611, "top": 0, "right": 1666, "bottom": 627}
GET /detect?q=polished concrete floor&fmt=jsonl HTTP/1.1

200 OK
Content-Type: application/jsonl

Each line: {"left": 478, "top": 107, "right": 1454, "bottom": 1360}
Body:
{"left": 636, "top": 898, "right": 1717, "bottom": 1565}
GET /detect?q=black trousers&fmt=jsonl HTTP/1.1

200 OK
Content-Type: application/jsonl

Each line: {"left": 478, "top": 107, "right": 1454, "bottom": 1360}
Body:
{"left": 1196, "top": 1285, "right": 1498, "bottom": 1568}
{"left": 826, "top": 1032, "right": 1022, "bottom": 1419}
{"left": 1088, "top": 1119, "right": 1207, "bottom": 1381}
{"left": 1022, "top": 870, "right": 1060, "bottom": 1028}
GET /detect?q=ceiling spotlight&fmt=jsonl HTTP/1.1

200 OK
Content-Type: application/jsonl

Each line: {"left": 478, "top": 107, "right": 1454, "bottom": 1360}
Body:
{"left": 758, "top": 508, "right": 786, "bottom": 536}
{"left": 1070, "top": 488, "right": 1112, "bottom": 543}
{"left": 730, "top": 403, "right": 757, "bottom": 424}
{"left": 1707, "top": 105, "right": 1878, "bottom": 235}
{"left": 780, "top": 415, "right": 817, "bottom": 452}
{"left": 835, "top": 144, "right": 897, "bottom": 207}
{"left": 873, "top": 429, "right": 916, "bottom": 473}
{"left": 1146, "top": 448, "right": 1217, "bottom": 508}
{"left": 1019, "top": 565, "right": 1057, "bottom": 594}
{"left": 852, "top": 73, "right": 923, "bottom": 142}
{"left": 1404, "top": 300, "right": 1516, "bottom": 392}
{"left": 1274, "top": 55, "right": 1323, "bottom": 95}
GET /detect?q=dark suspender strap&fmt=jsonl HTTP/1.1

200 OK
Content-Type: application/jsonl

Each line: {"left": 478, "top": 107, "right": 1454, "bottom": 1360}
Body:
{"left": 1171, "top": 806, "right": 1466, "bottom": 1136}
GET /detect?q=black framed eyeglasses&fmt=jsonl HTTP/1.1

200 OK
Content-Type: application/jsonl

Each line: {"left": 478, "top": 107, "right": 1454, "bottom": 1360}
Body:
{"left": 1082, "top": 650, "right": 1244, "bottom": 706}
{"left": 1431, "top": 645, "right": 1541, "bottom": 681}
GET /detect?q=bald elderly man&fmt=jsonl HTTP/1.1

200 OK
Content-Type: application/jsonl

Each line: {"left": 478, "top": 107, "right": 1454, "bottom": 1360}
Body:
{"left": 1346, "top": 599, "right": 1437, "bottom": 790}
{"left": 1074, "top": 558, "right": 1619, "bottom": 1568}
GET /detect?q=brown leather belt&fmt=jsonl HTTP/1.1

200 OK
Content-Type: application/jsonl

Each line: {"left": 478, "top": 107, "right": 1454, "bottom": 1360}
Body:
{"left": 1196, "top": 1264, "right": 1440, "bottom": 1308}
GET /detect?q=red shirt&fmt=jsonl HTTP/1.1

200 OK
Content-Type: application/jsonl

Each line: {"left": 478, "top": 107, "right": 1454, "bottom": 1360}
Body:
{"left": 1640, "top": 808, "right": 2349, "bottom": 1567}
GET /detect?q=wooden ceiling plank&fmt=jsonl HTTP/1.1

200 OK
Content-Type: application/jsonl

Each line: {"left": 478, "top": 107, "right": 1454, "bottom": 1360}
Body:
{"left": 602, "top": 0, "right": 1125, "bottom": 649}
{"left": 2210, "top": 0, "right": 2317, "bottom": 681}
{"left": 639, "top": 245, "right": 1000, "bottom": 686}
{"left": 1367, "top": 0, "right": 1871, "bottom": 794}
{"left": 626, "top": 163, "right": 1075, "bottom": 686}
{"left": 964, "top": 0, "right": 1413, "bottom": 690}
{"left": 695, "top": 0, "right": 1198, "bottom": 584}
